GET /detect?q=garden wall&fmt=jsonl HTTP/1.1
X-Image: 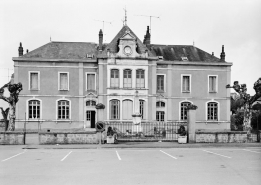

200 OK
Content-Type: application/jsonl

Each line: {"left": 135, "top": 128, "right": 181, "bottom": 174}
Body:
{"left": 195, "top": 131, "right": 258, "bottom": 143}
{"left": 0, "top": 132, "right": 25, "bottom": 145}
{"left": 39, "top": 131, "right": 98, "bottom": 144}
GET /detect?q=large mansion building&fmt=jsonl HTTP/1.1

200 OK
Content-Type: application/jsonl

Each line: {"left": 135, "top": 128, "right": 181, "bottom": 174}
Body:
{"left": 12, "top": 25, "right": 232, "bottom": 130}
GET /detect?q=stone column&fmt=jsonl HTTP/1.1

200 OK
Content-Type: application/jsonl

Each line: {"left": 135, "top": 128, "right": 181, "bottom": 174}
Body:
{"left": 187, "top": 105, "right": 197, "bottom": 143}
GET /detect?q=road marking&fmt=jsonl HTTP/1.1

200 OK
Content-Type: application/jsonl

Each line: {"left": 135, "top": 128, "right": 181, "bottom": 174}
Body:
{"left": 160, "top": 150, "right": 177, "bottom": 159}
{"left": 116, "top": 151, "right": 121, "bottom": 160}
{"left": 243, "top": 149, "right": 261, "bottom": 153}
{"left": 202, "top": 150, "right": 231, "bottom": 158}
{"left": 2, "top": 150, "right": 27, "bottom": 162}
{"left": 61, "top": 151, "right": 72, "bottom": 161}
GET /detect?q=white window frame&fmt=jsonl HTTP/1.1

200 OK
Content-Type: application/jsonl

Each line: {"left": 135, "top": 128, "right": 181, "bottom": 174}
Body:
{"left": 110, "top": 69, "right": 120, "bottom": 88}
{"left": 109, "top": 99, "right": 120, "bottom": 120}
{"left": 208, "top": 75, "right": 218, "bottom": 93}
{"left": 26, "top": 98, "right": 42, "bottom": 120}
{"left": 58, "top": 72, "right": 69, "bottom": 91}
{"left": 136, "top": 69, "right": 145, "bottom": 89}
{"left": 86, "top": 72, "right": 96, "bottom": 91}
{"left": 56, "top": 98, "right": 71, "bottom": 120}
{"left": 206, "top": 100, "right": 219, "bottom": 121}
{"left": 156, "top": 111, "right": 165, "bottom": 122}
{"left": 156, "top": 74, "right": 166, "bottom": 92}
{"left": 139, "top": 99, "right": 146, "bottom": 119}
{"left": 181, "top": 74, "right": 191, "bottom": 93}
{"left": 28, "top": 71, "right": 40, "bottom": 90}
{"left": 179, "top": 100, "right": 193, "bottom": 120}
{"left": 123, "top": 69, "right": 132, "bottom": 88}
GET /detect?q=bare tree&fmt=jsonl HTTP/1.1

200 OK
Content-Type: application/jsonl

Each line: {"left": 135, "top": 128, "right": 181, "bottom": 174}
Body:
{"left": 226, "top": 77, "right": 261, "bottom": 134}
{"left": 0, "top": 82, "right": 23, "bottom": 131}
{"left": 0, "top": 107, "right": 9, "bottom": 131}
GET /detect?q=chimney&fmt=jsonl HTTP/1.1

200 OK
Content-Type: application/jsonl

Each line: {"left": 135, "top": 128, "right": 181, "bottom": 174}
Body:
{"left": 27, "top": 49, "right": 29, "bottom": 53}
{"left": 220, "top": 45, "right": 225, "bottom": 61}
{"left": 143, "top": 26, "right": 151, "bottom": 45}
{"left": 99, "top": 29, "right": 103, "bottom": 51}
{"left": 18, "top": 42, "right": 23, "bottom": 56}
{"left": 212, "top": 52, "right": 214, "bottom": 56}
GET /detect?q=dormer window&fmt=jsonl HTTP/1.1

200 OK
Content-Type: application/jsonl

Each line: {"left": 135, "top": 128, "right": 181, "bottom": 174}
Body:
{"left": 158, "top": 56, "right": 163, "bottom": 60}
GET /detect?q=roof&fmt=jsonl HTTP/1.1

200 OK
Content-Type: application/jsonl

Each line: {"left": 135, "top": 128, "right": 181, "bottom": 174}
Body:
{"left": 148, "top": 44, "right": 223, "bottom": 62}
{"left": 100, "top": 25, "right": 154, "bottom": 57}
{"left": 21, "top": 42, "right": 98, "bottom": 59}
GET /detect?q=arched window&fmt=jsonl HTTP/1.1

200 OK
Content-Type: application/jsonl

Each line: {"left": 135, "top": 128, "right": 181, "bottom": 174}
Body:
{"left": 86, "top": 100, "right": 96, "bottom": 106}
{"left": 156, "top": 101, "right": 165, "bottom": 107}
{"left": 139, "top": 100, "right": 145, "bottom": 119}
{"left": 136, "top": 69, "right": 145, "bottom": 88}
{"left": 122, "top": 100, "right": 133, "bottom": 120}
{"left": 111, "top": 69, "right": 119, "bottom": 88}
{"left": 28, "top": 100, "right": 40, "bottom": 119}
{"left": 207, "top": 102, "right": 218, "bottom": 120}
{"left": 110, "top": 99, "right": 120, "bottom": 120}
{"left": 58, "top": 100, "right": 70, "bottom": 119}
{"left": 180, "top": 102, "right": 191, "bottom": 120}
{"left": 123, "top": 69, "right": 132, "bottom": 88}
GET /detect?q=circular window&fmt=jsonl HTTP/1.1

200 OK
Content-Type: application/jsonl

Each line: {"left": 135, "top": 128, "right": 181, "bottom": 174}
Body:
{"left": 124, "top": 46, "right": 132, "bottom": 55}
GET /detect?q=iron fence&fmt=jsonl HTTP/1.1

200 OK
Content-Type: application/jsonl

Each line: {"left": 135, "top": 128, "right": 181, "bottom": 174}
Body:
{"left": 105, "top": 121, "right": 187, "bottom": 141}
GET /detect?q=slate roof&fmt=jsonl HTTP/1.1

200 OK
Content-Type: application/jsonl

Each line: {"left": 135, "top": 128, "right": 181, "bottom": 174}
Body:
{"left": 147, "top": 44, "right": 222, "bottom": 62}
{"left": 19, "top": 26, "right": 225, "bottom": 63}
{"left": 21, "top": 42, "right": 98, "bottom": 59}
{"left": 101, "top": 25, "right": 154, "bottom": 57}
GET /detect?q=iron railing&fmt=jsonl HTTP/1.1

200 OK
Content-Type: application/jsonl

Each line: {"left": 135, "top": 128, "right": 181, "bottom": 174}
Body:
{"left": 105, "top": 121, "right": 187, "bottom": 141}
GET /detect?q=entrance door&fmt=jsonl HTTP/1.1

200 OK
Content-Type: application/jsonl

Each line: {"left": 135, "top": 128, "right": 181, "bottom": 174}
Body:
{"left": 86, "top": 111, "right": 96, "bottom": 128}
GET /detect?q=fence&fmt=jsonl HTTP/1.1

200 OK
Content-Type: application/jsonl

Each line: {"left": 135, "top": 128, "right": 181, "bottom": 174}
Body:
{"left": 105, "top": 121, "right": 187, "bottom": 141}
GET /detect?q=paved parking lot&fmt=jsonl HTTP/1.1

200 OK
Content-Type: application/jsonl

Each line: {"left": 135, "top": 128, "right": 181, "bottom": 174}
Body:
{"left": 1, "top": 146, "right": 261, "bottom": 185}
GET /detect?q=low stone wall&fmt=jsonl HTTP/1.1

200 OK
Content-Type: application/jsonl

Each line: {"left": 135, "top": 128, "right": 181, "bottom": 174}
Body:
{"left": 39, "top": 131, "right": 98, "bottom": 144}
{"left": 196, "top": 131, "right": 258, "bottom": 143}
{"left": 0, "top": 132, "right": 25, "bottom": 145}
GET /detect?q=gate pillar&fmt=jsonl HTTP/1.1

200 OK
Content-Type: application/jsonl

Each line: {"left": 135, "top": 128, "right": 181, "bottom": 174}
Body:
{"left": 187, "top": 104, "right": 198, "bottom": 143}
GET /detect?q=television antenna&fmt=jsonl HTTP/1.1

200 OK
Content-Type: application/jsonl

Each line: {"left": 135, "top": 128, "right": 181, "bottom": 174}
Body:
{"left": 135, "top": 14, "right": 160, "bottom": 37}
{"left": 94, "top": 19, "right": 112, "bottom": 42}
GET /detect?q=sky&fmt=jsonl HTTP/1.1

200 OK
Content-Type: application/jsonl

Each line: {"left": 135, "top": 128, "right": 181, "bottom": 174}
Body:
{"left": 0, "top": 0, "right": 260, "bottom": 100}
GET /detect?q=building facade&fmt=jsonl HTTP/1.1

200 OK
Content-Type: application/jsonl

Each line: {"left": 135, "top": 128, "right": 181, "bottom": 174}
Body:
{"left": 13, "top": 25, "right": 232, "bottom": 131}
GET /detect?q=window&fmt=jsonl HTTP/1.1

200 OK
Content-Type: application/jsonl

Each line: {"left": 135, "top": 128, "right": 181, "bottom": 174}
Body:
{"left": 180, "top": 102, "right": 191, "bottom": 120}
{"left": 140, "top": 100, "right": 145, "bottom": 119}
{"left": 58, "top": 100, "right": 70, "bottom": 119}
{"left": 156, "top": 111, "right": 165, "bottom": 121}
{"left": 157, "top": 75, "right": 164, "bottom": 92}
{"left": 122, "top": 100, "right": 133, "bottom": 120}
{"left": 123, "top": 69, "right": 132, "bottom": 88}
{"left": 87, "top": 73, "right": 96, "bottom": 91}
{"left": 209, "top": 76, "right": 217, "bottom": 92}
{"left": 136, "top": 69, "right": 145, "bottom": 88}
{"left": 86, "top": 111, "right": 91, "bottom": 121}
{"left": 111, "top": 69, "right": 119, "bottom": 88}
{"left": 59, "top": 72, "right": 69, "bottom": 90}
{"left": 29, "top": 72, "right": 39, "bottom": 90}
{"left": 110, "top": 99, "right": 120, "bottom": 120}
{"left": 156, "top": 101, "right": 165, "bottom": 107}
{"left": 86, "top": 100, "right": 96, "bottom": 106}
{"left": 28, "top": 100, "right": 40, "bottom": 119}
{"left": 182, "top": 75, "right": 190, "bottom": 92}
{"left": 207, "top": 102, "right": 218, "bottom": 120}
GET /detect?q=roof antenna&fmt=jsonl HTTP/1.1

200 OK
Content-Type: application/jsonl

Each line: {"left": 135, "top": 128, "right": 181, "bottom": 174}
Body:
{"left": 94, "top": 19, "right": 112, "bottom": 42}
{"left": 135, "top": 14, "right": 160, "bottom": 41}
{"left": 123, "top": 6, "right": 127, "bottom": 25}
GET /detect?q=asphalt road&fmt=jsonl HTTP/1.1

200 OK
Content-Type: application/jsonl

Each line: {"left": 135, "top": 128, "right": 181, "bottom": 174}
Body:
{"left": 1, "top": 146, "right": 261, "bottom": 185}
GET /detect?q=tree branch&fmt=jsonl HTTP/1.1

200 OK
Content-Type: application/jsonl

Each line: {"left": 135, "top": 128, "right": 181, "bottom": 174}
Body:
{"left": 0, "top": 94, "right": 11, "bottom": 103}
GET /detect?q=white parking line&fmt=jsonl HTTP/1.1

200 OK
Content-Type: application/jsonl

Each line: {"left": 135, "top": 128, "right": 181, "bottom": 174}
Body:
{"left": 202, "top": 150, "right": 231, "bottom": 158}
{"left": 61, "top": 151, "right": 72, "bottom": 161}
{"left": 243, "top": 149, "right": 261, "bottom": 153}
{"left": 116, "top": 151, "right": 121, "bottom": 160}
{"left": 160, "top": 150, "right": 177, "bottom": 159}
{"left": 2, "top": 150, "right": 27, "bottom": 162}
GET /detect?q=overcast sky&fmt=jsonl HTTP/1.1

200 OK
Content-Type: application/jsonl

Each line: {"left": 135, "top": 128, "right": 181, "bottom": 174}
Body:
{"left": 0, "top": 0, "right": 260, "bottom": 98}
